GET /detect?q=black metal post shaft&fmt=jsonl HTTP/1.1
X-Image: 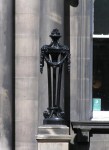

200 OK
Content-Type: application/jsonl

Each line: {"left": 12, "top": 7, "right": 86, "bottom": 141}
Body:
{"left": 40, "top": 29, "right": 70, "bottom": 125}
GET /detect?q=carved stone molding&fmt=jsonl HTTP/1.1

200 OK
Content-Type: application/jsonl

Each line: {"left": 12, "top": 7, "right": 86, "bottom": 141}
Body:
{"left": 72, "top": 121, "right": 109, "bottom": 143}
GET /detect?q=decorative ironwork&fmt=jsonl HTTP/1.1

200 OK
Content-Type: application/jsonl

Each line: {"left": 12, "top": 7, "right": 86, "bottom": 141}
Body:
{"left": 71, "top": 0, "right": 79, "bottom": 7}
{"left": 40, "top": 29, "right": 70, "bottom": 125}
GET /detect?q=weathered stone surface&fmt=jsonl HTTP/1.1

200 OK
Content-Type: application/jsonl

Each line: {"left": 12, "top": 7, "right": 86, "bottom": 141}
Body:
{"left": 36, "top": 125, "right": 71, "bottom": 150}
{"left": 15, "top": 0, "right": 39, "bottom": 149}
{"left": 0, "top": 0, "right": 13, "bottom": 149}
{"left": 38, "top": 125, "right": 69, "bottom": 135}
{"left": 70, "top": 0, "right": 92, "bottom": 121}
{"left": 38, "top": 142, "right": 68, "bottom": 150}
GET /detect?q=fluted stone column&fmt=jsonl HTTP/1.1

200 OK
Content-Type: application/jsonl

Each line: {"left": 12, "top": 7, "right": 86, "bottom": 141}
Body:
{"left": 70, "top": 0, "right": 92, "bottom": 121}
{"left": 0, "top": 0, "right": 13, "bottom": 149}
{"left": 15, "top": 0, "right": 39, "bottom": 149}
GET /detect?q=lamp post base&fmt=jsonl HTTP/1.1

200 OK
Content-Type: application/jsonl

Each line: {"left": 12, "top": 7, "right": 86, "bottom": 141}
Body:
{"left": 43, "top": 117, "right": 66, "bottom": 125}
{"left": 36, "top": 125, "right": 71, "bottom": 150}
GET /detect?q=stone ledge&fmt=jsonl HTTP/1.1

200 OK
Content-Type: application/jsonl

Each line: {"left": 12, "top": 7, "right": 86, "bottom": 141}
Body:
{"left": 38, "top": 125, "right": 69, "bottom": 135}
{"left": 36, "top": 125, "right": 71, "bottom": 142}
{"left": 71, "top": 121, "right": 109, "bottom": 143}
{"left": 36, "top": 134, "right": 72, "bottom": 142}
{"left": 72, "top": 121, "right": 109, "bottom": 129}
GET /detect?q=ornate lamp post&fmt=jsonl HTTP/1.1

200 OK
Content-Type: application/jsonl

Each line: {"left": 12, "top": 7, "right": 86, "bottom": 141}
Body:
{"left": 40, "top": 29, "right": 70, "bottom": 125}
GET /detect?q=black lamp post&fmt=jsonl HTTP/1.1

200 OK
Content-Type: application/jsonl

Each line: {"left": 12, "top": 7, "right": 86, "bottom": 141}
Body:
{"left": 40, "top": 29, "right": 70, "bottom": 125}
{"left": 72, "top": 0, "right": 79, "bottom": 7}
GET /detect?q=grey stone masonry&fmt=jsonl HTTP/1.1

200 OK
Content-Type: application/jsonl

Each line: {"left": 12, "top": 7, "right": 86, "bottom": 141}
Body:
{"left": 0, "top": 0, "right": 13, "bottom": 149}
{"left": 15, "top": 0, "right": 40, "bottom": 149}
{"left": 36, "top": 125, "right": 71, "bottom": 150}
{"left": 70, "top": 0, "right": 92, "bottom": 121}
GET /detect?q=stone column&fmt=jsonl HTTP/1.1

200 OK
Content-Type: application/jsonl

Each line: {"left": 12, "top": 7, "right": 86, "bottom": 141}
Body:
{"left": 0, "top": 0, "right": 13, "bottom": 149}
{"left": 70, "top": 0, "right": 92, "bottom": 121}
{"left": 15, "top": 0, "right": 39, "bottom": 149}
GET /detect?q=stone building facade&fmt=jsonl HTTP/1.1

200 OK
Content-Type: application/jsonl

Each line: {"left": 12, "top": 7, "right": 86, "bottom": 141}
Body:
{"left": 1, "top": 0, "right": 109, "bottom": 150}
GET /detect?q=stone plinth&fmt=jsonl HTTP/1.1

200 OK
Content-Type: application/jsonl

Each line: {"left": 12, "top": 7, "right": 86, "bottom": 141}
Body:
{"left": 36, "top": 125, "right": 71, "bottom": 150}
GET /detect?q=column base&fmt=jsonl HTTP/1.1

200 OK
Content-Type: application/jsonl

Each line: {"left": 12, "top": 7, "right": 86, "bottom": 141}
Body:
{"left": 36, "top": 125, "right": 71, "bottom": 150}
